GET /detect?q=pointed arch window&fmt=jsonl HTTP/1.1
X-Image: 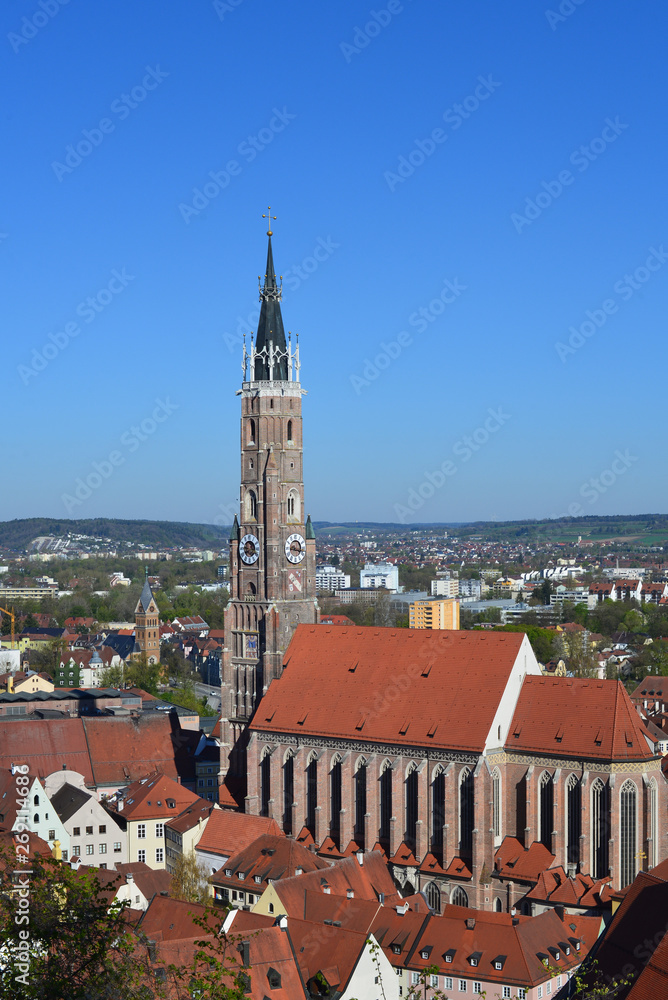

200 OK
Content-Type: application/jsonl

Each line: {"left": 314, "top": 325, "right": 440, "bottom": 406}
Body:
{"left": 425, "top": 881, "right": 441, "bottom": 912}
{"left": 330, "top": 755, "right": 342, "bottom": 842}
{"left": 380, "top": 760, "right": 392, "bottom": 846}
{"left": 620, "top": 780, "right": 637, "bottom": 888}
{"left": 405, "top": 763, "right": 418, "bottom": 849}
{"left": 539, "top": 772, "right": 554, "bottom": 850}
{"left": 246, "top": 490, "right": 257, "bottom": 521}
{"left": 591, "top": 779, "right": 609, "bottom": 879}
{"left": 492, "top": 769, "right": 502, "bottom": 843}
{"left": 287, "top": 419, "right": 293, "bottom": 443}
{"left": 260, "top": 751, "right": 271, "bottom": 818}
{"left": 649, "top": 778, "right": 658, "bottom": 869}
{"left": 248, "top": 418, "right": 256, "bottom": 445}
{"left": 567, "top": 775, "right": 581, "bottom": 868}
{"left": 306, "top": 753, "right": 318, "bottom": 836}
{"left": 287, "top": 489, "right": 300, "bottom": 521}
{"left": 451, "top": 886, "right": 468, "bottom": 907}
{"left": 283, "top": 751, "right": 294, "bottom": 835}
{"left": 459, "top": 768, "right": 474, "bottom": 859}
{"left": 355, "top": 758, "right": 367, "bottom": 846}
{"left": 431, "top": 766, "right": 445, "bottom": 858}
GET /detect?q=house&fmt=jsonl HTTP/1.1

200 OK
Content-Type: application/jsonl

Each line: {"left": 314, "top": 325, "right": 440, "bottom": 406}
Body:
{"left": 114, "top": 861, "right": 172, "bottom": 910}
{"left": 0, "top": 767, "right": 71, "bottom": 858}
{"left": 51, "top": 777, "right": 127, "bottom": 868}
{"left": 164, "top": 799, "right": 215, "bottom": 874}
{"left": 195, "top": 809, "right": 283, "bottom": 876}
{"left": 0, "top": 671, "right": 54, "bottom": 694}
{"left": 103, "top": 771, "right": 208, "bottom": 869}
{"left": 209, "top": 833, "right": 328, "bottom": 910}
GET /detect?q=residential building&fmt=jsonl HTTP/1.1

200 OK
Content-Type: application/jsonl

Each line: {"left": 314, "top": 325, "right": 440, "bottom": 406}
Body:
{"left": 51, "top": 778, "right": 127, "bottom": 867}
{"left": 209, "top": 833, "right": 328, "bottom": 909}
{"left": 221, "top": 227, "right": 318, "bottom": 784}
{"left": 104, "top": 771, "right": 208, "bottom": 870}
{"left": 165, "top": 799, "right": 215, "bottom": 873}
{"left": 195, "top": 809, "right": 283, "bottom": 876}
{"left": 409, "top": 597, "right": 460, "bottom": 630}
{"left": 458, "top": 577, "right": 483, "bottom": 601}
{"left": 315, "top": 564, "right": 351, "bottom": 592}
{"left": 431, "top": 576, "right": 459, "bottom": 598}
{"left": 360, "top": 561, "right": 400, "bottom": 591}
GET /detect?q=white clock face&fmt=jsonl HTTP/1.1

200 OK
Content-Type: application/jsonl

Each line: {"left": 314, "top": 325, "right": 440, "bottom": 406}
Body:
{"left": 285, "top": 533, "right": 306, "bottom": 564}
{"left": 239, "top": 533, "right": 260, "bottom": 564}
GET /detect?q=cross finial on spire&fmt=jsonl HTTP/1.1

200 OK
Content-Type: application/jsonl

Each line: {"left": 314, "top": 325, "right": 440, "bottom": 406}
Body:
{"left": 262, "top": 205, "right": 276, "bottom": 236}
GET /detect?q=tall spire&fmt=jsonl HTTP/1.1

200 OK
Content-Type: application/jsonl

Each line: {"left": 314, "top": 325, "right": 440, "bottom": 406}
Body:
{"left": 254, "top": 208, "right": 288, "bottom": 380}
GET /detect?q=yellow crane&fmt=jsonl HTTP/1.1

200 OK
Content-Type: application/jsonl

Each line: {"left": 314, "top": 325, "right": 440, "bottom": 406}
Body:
{"left": 0, "top": 606, "right": 16, "bottom": 649}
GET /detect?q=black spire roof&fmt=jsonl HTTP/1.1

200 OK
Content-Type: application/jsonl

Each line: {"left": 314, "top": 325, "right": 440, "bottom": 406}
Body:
{"left": 254, "top": 234, "right": 288, "bottom": 380}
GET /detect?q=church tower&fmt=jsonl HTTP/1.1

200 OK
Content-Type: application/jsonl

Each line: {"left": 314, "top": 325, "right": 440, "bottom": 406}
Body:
{"left": 134, "top": 568, "right": 160, "bottom": 665}
{"left": 221, "top": 212, "right": 318, "bottom": 777}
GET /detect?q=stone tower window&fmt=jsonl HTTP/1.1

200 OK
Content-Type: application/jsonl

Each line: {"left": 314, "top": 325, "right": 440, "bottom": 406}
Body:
{"left": 287, "top": 419, "right": 293, "bottom": 443}
{"left": 248, "top": 419, "right": 256, "bottom": 445}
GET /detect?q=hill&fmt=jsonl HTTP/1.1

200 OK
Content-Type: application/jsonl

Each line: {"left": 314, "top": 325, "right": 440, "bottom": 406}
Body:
{"left": 0, "top": 518, "right": 227, "bottom": 552}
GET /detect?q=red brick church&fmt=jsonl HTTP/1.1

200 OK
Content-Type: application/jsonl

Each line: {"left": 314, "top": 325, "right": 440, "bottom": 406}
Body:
{"left": 244, "top": 626, "right": 665, "bottom": 912}
{"left": 221, "top": 220, "right": 666, "bottom": 914}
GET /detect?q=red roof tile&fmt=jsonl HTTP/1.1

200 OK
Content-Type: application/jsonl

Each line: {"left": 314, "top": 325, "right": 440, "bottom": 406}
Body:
{"left": 507, "top": 677, "right": 655, "bottom": 761}
{"left": 0, "top": 718, "right": 94, "bottom": 784}
{"left": 82, "top": 715, "right": 199, "bottom": 787}
{"left": 251, "top": 626, "right": 527, "bottom": 752}
{"left": 495, "top": 837, "right": 556, "bottom": 882}
{"left": 195, "top": 810, "right": 282, "bottom": 860}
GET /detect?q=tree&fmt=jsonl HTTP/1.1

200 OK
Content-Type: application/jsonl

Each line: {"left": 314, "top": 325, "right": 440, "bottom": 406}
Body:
{"left": 99, "top": 663, "right": 125, "bottom": 688}
{"left": 170, "top": 849, "right": 210, "bottom": 904}
{"left": 125, "top": 653, "right": 162, "bottom": 694}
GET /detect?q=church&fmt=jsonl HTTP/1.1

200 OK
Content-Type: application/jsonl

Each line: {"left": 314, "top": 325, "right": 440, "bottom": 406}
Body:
{"left": 222, "top": 219, "right": 666, "bottom": 914}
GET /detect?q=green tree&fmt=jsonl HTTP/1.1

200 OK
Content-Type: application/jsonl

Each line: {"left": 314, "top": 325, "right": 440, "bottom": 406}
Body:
{"left": 170, "top": 849, "right": 210, "bottom": 904}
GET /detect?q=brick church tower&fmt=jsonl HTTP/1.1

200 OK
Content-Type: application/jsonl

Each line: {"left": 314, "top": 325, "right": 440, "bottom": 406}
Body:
{"left": 221, "top": 215, "right": 318, "bottom": 778}
{"left": 133, "top": 568, "right": 160, "bottom": 665}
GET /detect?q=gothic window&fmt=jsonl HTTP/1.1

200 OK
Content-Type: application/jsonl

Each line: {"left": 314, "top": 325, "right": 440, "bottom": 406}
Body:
{"left": 405, "top": 763, "right": 418, "bottom": 849}
{"left": 425, "top": 881, "right": 441, "bottom": 913}
{"left": 494, "top": 897, "right": 503, "bottom": 912}
{"left": 620, "top": 780, "right": 637, "bottom": 888}
{"left": 286, "top": 489, "right": 300, "bottom": 521}
{"left": 355, "top": 758, "right": 367, "bottom": 846}
{"left": 246, "top": 490, "right": 257, "bottom": 521}
{"left": 283, "top": 752, "right": 294, "bottom": 835}
{"left": 591, "top": 779, "right": 609, "bottom": 879}
{"left": 451, "top": 886, "right": 468, "bottom": 907}
{"left": 330, "top": 755, "right": 342, "bottom": 842}
{"left": 260, "top": 751, "right": 271, "bottom": 818}
{"left": 649, "top": 778, "right": 658, "bottom": 868}
{"left": 431, "top": 766, "right": 445, "bottom": 857}
{"left": 492, "top": 769, "right": 501, "bottom": 843}
{"left": 287, "top": 419, "right": 293, "bottom": 443}
{"left": 459, "top": 768, "right": 474, "bottom": 859}
{"left": 567, "top": 775, "right": 581, "bottom": 867}
{"left": 248, "top": 418, "right": 256, "bottom": 445}
{"left": 306, "top": 753, "right": 318, "bottom": 836}
{"left": 539, "top": 772, "right": 553, "bottom": 850}
{"left": 380, "top": 760, "right": 392, "bottom": 845}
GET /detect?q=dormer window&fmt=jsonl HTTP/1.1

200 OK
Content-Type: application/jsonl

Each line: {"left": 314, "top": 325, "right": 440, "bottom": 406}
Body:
{"left": 392, "top": 945, "right": 401, "bottom": 955}
{"left": 254, "top": 875, "right": 262, "bottom": 883}
{"left": 225, "top": 869, "right": 232, "bottom": 877}
{"left": 238, "top": 872, "right": 245, "bottom": 880}
{"left": 421, "top": 951, "right": 429, "bottom": 960}
{"left": 469, "top": 952, "right": 482, "bottom": 968}
{"left": 495, "top": 962, "right": 502, "bottom": 970}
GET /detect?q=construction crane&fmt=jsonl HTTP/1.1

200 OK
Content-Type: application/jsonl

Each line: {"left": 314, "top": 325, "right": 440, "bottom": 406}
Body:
{"left": 0, "top": 606, "right": 16, "bottom": 649}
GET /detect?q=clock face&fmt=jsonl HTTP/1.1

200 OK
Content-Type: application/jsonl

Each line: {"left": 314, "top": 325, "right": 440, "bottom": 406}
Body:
{"left": 239, "top": 533, "right": 260, "bottom": 564}
{"left": 285, "top": 533, "right": 306, "bottom": 564}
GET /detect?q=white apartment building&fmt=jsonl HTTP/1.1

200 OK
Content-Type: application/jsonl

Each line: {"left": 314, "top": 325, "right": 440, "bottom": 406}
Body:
{"left": 431, "top": 577, "right": 459, "bottom": 598}
{"left": 359, "top": 562, "right": 399, "bottom": 592}
{"left": 315, "top": 565, "right": 351, "bottom": 592}
{"left": 51, "top": 779, "right": 127, "bottom": 867}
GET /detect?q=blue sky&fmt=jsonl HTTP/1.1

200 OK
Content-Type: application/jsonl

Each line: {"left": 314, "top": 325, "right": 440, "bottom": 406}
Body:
{"left": 2, "top": 0, "right": 667, "bottom": 525}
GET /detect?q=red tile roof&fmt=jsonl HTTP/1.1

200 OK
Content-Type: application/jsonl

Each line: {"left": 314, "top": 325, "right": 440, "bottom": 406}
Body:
{"left": 495, "top": 837, "right": 557, "bottom": 883}
{"left": 195, "top": 809, "right": 283, "bottom": 860}
{"left": 507, "top": 676, "right": 655, "bottom": 761}
{"left": 0, "top": 718, "right": 94, "bottom": 784}
{"left": 209, "top": 833, "right": 327, "bottom": 891}
{"left": 251, "top": 626, "right": 527, "bottom": 752}
{"left": 82, "top": 714, "right": 199, "bottom": 787}
{"left": 114, "top": 861, "right": 172, "bottom": 901}
{"left": 525, "top": 866, "right": 612, "bottom": 908}
{"left": 110, "top": 772, "right": 201, "bottom": 822}
{"left": 272, "top": 850, "right": 403, "bottom": 913}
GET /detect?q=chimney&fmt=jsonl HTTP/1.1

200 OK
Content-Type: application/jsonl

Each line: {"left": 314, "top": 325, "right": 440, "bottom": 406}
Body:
{"left": 512, "top": 917, "right": 519, "bottom": 926}
{"left": 278, "top": 915, "right": 288, "bottom": 930}
{"left": 379, "top": 893, "right": 385, "bottom": 905}
{"left": 295, "top": 868, "right": 303, "bottom": 877}
{"left": 346, "top": 889, "right": 354, "bottom": 899}
{"left": 126, "top": 873, "right": 134, "bottom": 882}
{"left": 396, "top": 903, "right": 409, "bottom": 916}
{"left": 356, "top": 850, "right": 364, "bottom": 866}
